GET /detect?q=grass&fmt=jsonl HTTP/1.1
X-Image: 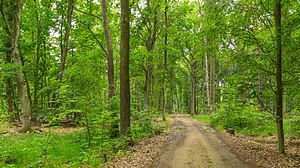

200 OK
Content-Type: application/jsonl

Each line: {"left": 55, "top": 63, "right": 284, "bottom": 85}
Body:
{"left": 0, "top": 117, "right": 171, "bottom": 168}
{"left": 0, "top": 129, "right": 102, "bottom": 167}
{"left": 190, "top": 113, "right": 300, "bottom": 138}
{"left": 189, "top": 114, "right": 211, "bottom": 125}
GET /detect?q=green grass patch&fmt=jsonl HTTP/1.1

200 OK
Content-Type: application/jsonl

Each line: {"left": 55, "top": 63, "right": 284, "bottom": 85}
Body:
{"left": 0, "top": 129, "right": 102, "bottom": 167}
{"left": 190, "top": 114, "right": 211, "bottom": 125}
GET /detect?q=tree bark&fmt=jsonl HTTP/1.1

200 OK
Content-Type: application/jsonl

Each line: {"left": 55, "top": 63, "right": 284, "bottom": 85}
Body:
{"left": 101, "top": 0, "right": 115, "bottom": 100}
{"left": 1, "top": 0, "right": 32, "bottom": 132}
{"left": 210, "top": 55, "right": 215, "bottom": 112}
{"left": 57, "top": 0, "right": 74, "bottom": 81}
{"left": 190, "top": 59, "right": 196, "bottom": 115}
{"left": 101, "top": 0, "right": 118, "bottom": 137}
{"left": 162, "top": 0, "right": 168, "bottom": 119}
{"left": 201, "top": 56, "right": 205, "bottom": 112}
{"left": 205, "top": 53, "right": 210, "bottom": 111}
{"left": 142, "top": 0, "right": 159, "bottom": 111}
{"left": 120, "top": 0, "right": 131, "bottom": 136}
{"left": 33, "top": 0, "right": 41, "bottom": 115}
{"left": 274, "top": 0, "right": 285, "bottom": 154}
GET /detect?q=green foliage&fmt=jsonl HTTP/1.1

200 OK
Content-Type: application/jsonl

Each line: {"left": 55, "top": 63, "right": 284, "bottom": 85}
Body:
{"left": 210, "top": 103, "right": 276, "bottom": 136}
{"left": 131, "top": 110, "right": 156, "bottom": 139}
{"left": 0, "top": 130, "right": 102, "bottom": 167}
{"left": 285, "top": 110, "right": 300, "bottom": 136}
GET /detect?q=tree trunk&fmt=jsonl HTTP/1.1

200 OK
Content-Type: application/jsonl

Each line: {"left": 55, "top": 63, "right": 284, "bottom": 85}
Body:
{"left": 190, "top": 60, "right": 196, "bottom": 115}
{"left": 135, "top": 83, "right": 140, "bottom": 112}
{"left": 144, "top": 54, "right": 153, "bottom": 111}
{"left": 162, "top": 0, "right": 168, "bottom": 119}
{"left": 274, "top": 0, "right": 285, "bottom": 154}
{"left": 33, "top": 0, "right": 41, "bottom": 115}
{"left": 57, "top": 0, "right": 74, "bottom": 81}
{"left": 258, "top": 71, "right": 263, "bottom": 111}
{"left": 201, "top": 56, "right": 205, "bottom": 112}
{"left": 101, "top": 0, "right": 115, "bottom": 100}
{"left": 7, "top": 0, "right": 32, "bottom": 132}
{"left": 209, "top": 45, "right": 215, "bottom": 112}
{"left": 120, "top": 0, "right": 131, "bottom": 136}
{"left": 101, "top": 0, "right": 118, "bottom": 137}
{"left": 143, "top": 0, "right": 159, "bottom": 111}
{"left": 205, "top": 54, "right": 210, "bottom": 111}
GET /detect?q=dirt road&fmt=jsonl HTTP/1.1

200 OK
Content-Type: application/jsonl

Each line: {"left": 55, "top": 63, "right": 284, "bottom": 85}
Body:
{"left": 153, "top": 115, "right": 249, "bottom": 168}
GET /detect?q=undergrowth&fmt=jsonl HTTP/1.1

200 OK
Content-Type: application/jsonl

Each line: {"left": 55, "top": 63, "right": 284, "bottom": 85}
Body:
{"left": 191, "top": 105, "right": 299, "bottom": 137}
{"left": 0, "top": 112, "right": 169, "bottom": 167}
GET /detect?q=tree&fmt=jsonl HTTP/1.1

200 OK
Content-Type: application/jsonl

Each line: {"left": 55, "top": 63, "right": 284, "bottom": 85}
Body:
{"left": 0, "top": 0, "right": 31, "bottom": 132}
{"left": 274, "top": 0, "right": 284, "bottom": 154}
{"left": 57, "top": 0, "right": 74, "bottom": 81}
{"left": 101, "top": 0, "right": 118, "bottom": 137}
{"left": 120, "top": 0, "right": 130, "bottom": 136}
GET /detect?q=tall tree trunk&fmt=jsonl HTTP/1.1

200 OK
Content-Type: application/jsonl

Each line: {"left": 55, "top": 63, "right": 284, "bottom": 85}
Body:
{"left": 142, "top": 0, "right": 158, "bottom": 111}
{"left": 274, "top": 0, "right": 284, "bottom": 154}
{"left": 57, "top": 0, "right": 74, "bottom": 81}
{"left": 120, "top": 0, "right": 130, "bottom": 136}
{"left": 101, "top": 0, "right": 118, "bottom": 137}
{"left": 101, "top": 0, "right": 115, "bottom": 100}
{"left": 210, "top": 55, "right": 215, "bottom": 112}
{"left": 2, "top": 0, "right": 32, "bottom": 132}
{"left": 258, "top": 70, "right": 263, "bottom": 111}
{"left": 33, "top": 0, "right": 41, "bottom": 115}
{"left": 190, "top": 60, "right": 196, "bottom": 115}
{"left": 205, "top": 53, "right": 210, "bottom": 111}
{"left": 162, "top": 0, "right": 168, "bottom": 119}
{"left": 201, "top": 56, "right": 205, "bottom": 112}
{"left": 144, "top": 53, "right": 153, "bottom": 111}
{"left": 135, "top": 83, "right": 140, "bottom": 112}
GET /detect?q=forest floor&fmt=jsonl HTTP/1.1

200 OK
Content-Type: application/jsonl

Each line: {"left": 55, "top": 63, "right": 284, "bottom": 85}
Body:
{"left": 108, "top": 114, "right": 300, "bottom": 168}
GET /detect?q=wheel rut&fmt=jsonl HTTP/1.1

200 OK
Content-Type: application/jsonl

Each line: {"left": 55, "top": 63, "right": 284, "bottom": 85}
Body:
{"left": 153, "top": 115, "right": 249, "bottom": 168}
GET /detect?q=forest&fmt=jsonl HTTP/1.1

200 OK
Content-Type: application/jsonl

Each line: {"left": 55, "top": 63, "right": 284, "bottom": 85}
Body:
{"left": 0, "top": 0, "right": 300, "bottom": 167}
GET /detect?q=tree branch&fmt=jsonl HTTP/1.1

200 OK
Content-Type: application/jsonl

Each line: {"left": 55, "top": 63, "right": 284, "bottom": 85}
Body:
{"left": 77, "top": 20, "right": 107, "bottom": 55}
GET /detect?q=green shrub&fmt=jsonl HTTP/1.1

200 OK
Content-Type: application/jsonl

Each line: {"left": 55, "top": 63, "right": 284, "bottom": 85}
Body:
{"left": 131, "top": 110, "right": 156, "bottom": 139}
{"left": 285, "top": 110, "right": 300, "bottom": 136}
{"left": 210, "top": 102, "right": 275, "bottom": 136}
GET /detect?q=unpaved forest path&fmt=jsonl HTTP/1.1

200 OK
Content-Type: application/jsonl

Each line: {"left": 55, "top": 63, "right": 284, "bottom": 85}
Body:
{"left": 153, "top": 115, "right": 249, "bottom": 168}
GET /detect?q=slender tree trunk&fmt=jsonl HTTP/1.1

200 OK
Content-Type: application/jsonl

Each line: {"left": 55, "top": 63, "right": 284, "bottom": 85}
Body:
{"left": 135, "top": 83, "right": 140, "bottom": 112}
{"left": 210, "top": 55, "right": 215, "bottom": 112}
{"left": 274, "top": 0, "right": 284, "bottom": 154}
{"left": 169, "top": 69, "right": 174, "bottom": 112}
{"left": 33, "top": 0, "right": 41, "bottom": 115}
{"left": 120, "top": 0, "right": 130, "bottom": 136}
{"left": 201, "top": 56, "right": 205, "bottom": 112}
{"left": 162, "top": 0, "right": 168, "bottom": 119}
{"left": 143, "top": 0, "right": 159, "bottom": 111}
{"left": 144, "top": 54, "right": 153, "bottom": 111}
{"left": 101, "top": 0, "right": 118, "bottom": 137}
{"left": 101, "top": 0, "right": 115, "bottom": 100}
{"left": 9, "top": 0, "right": 31, "bottom": 132}
{"left": 258, "top": 70, "right": 263, "bottom": 111}
{"left": 205, "top": 54, "right": 210, "bottom": 111}
{"left": 190, "top": 60, "right": 196, "bottom": 115}
{"left": 152, "top": 75, "right": 159, "bottom": 109}
{"left": 57, "top": 0, "right": 74, "bottom": 81}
